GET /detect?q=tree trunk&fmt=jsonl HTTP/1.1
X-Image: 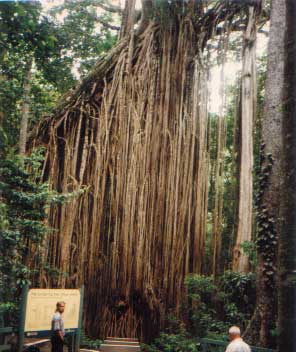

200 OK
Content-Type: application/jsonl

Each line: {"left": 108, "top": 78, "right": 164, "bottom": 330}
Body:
{"left": 33, "top": 12, "right": 211, "bottom": 340}
{"left": 278, "top": 0, "right": 296, "bottom": 350}
{"left": 257, "top": 0, "right": 286, "bottom": 346}
{"left": 244, "top": 0, "right": 284, "bottom": 346}
{"left": 233, "top": 7, "right": 257, "bottom": 272}
{"left": 212, "top": 53, "right": 227, "bottom": 277}
{"left": 229, "top": 84, "right": 241, "bottom": 268}
{"left": 120, "top": 0, "right": 136, "bottom": 38}
{"left": 19, "top": 61, "right": 32, "bottom": 155}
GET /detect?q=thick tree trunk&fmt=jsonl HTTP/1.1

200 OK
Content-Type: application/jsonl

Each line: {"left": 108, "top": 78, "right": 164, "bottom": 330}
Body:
{"left": 244, "top": 0, "right": 284, "bottom": 347}
{"left": 233, "top": 7, "right": 257, "bottom": 273}
{"left": 257, "top": 0, "right": 286, "bottom": 346}
{"left": 19, "top": 61, "right": 32, "bottom": 155}
{"left": 278, "top": 0, "right": 296, "bottom": 351}
{"left": 34, "top": 16, "right": 211, "bottom": 341}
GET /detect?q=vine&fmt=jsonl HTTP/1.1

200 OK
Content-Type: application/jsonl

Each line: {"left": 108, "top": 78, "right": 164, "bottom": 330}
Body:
{"left": 255, "top": 143, "right": 277, "bottom": 286}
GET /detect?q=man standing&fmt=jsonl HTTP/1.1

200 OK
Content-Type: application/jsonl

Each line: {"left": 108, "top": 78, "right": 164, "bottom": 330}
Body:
{"left": 51, "top": 301, "right": 66, "bottom": 352}
{"left": 225, "top": 326, "right": 251, "bottom": 352}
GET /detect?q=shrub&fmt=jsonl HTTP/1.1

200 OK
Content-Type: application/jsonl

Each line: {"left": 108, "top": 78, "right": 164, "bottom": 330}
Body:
{"left": 146, "top": 272, "right": 256, "bottom": 351}
{"left": 79, "top": 331, "right": 102, "bottom": 350}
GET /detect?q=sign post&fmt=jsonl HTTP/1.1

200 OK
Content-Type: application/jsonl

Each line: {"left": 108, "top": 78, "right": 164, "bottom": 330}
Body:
{"left": 75, "top": 285, "right": 84, "bottom": 352}
{"left": 18, "top": 285, "right": 29, "bottom": 352}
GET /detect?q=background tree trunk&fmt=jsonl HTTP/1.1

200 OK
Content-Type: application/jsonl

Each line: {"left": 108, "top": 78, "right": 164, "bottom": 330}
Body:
{"left": 233, "top": 7, "right": 257, "bottom": 273}
{"left": 278, "top": 0, "right": 296, "bottom": 350}
{"left": 19, "top": 61, "right": 32, "bottom": 155}
{"left": 212, "top": 54, "right": 227, "bottom": 277}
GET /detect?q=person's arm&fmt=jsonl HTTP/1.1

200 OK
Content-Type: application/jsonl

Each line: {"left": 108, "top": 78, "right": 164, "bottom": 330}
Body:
{"left": 225, "top": 343, "right": 233, "bottom": 352}
{"left": 58, "top": 330, "right": 64, "bottom": 341}
{"left": 53, "top": 316, "right": 64, "bottom": 341}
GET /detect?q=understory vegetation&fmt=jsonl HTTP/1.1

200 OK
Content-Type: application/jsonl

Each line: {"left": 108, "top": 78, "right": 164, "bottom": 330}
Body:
{"left": 0, "top": 150, "right": 49, "bottom": 323}
{"left": 0, "top": 149, "right": 79, "bottom": 324}
{"left": 143, "top": 272, "right": 256, "bottom": 351}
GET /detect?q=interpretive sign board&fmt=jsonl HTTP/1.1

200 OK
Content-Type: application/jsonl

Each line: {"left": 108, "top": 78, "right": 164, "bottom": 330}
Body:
{"left": 18, "top": 286, "right": 84, "bottom": 352}
{"left": 24, "top": 289, "right": 81, "bottom": 332}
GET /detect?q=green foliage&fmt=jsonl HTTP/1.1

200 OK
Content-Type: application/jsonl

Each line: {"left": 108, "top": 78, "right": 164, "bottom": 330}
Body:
{"left": 146, "top": 272, "right": 256, "bottom": 351}
{"left": 0, "top": 146, "right": 86, "bottom": 325}
{"left": 218, "top": 271, "right": 256, "bottom": 317}
{"left": 48, "top": 0, "right": 118, "bottom": 77}
{"left": 0, "top": 0, "right": 118, "bottom": 149}
{"left": 187, "top": 272, "right": 255, "bottom": 338}
{"left": 186, "top": 275, "right": 216, "bottom": 302}
{"left": 0, "top": 1, "right": 66, "bottom": 147}
{"left": 252, "top": 56, "right": 276, "bottom": 287}
{"left": 254, "top": 144, "right": 277, "bottom": 286}
{"left": 142, "top": 318, "right": 198, "bottom": 352}
{"left": 79, "top": 331, "right": 102, "bottom": 350}
{"left": 0, "top": 150, "right": 49, "bottom": 322}
{"left": 186, "top": 275, "right": 228, "bottom": 338}
{"left": 240, "top": 241, "right": 257, "bottom": 268}
{"left": 0, "top": 147, "right": 83, "bottom": 323}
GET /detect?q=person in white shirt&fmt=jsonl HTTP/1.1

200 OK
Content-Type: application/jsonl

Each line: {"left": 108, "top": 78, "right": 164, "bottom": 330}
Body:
{"left": 51, "top": 301, "right": 66, "bottom": 352}
{"left": 225, "top": 326, "right": 251, "bottom": 352}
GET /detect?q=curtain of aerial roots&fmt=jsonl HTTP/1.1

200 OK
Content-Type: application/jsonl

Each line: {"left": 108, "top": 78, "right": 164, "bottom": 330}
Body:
{"left": 211, "top": 38, "right": 228, "bottom": 277}
{"left": 35, "top": 21, "right": 210, "bottom": 340}
{"left": 233, "top": 7, "right": 257, "bottom": 272}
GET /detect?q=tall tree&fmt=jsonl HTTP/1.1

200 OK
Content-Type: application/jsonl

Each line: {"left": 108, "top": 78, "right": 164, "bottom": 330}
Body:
{"left": 278, "top": 0, "right": 296, "bottom": 350}
{"left": 244, "top": 0, "right": 284, "bottom": 346}
{"left": 212, "top": 47, "right": 227, "bottom": 277}
{"left": 233, "top": 6, "right": 257, "bottom": 273}
{"left": 31, "top": 0, "right": 265, "bottom": 340}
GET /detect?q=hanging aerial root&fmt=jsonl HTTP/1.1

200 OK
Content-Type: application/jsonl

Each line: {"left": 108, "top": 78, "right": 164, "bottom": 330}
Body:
{"left": 29, "top": 0, "right": 264, "bottom": 341}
